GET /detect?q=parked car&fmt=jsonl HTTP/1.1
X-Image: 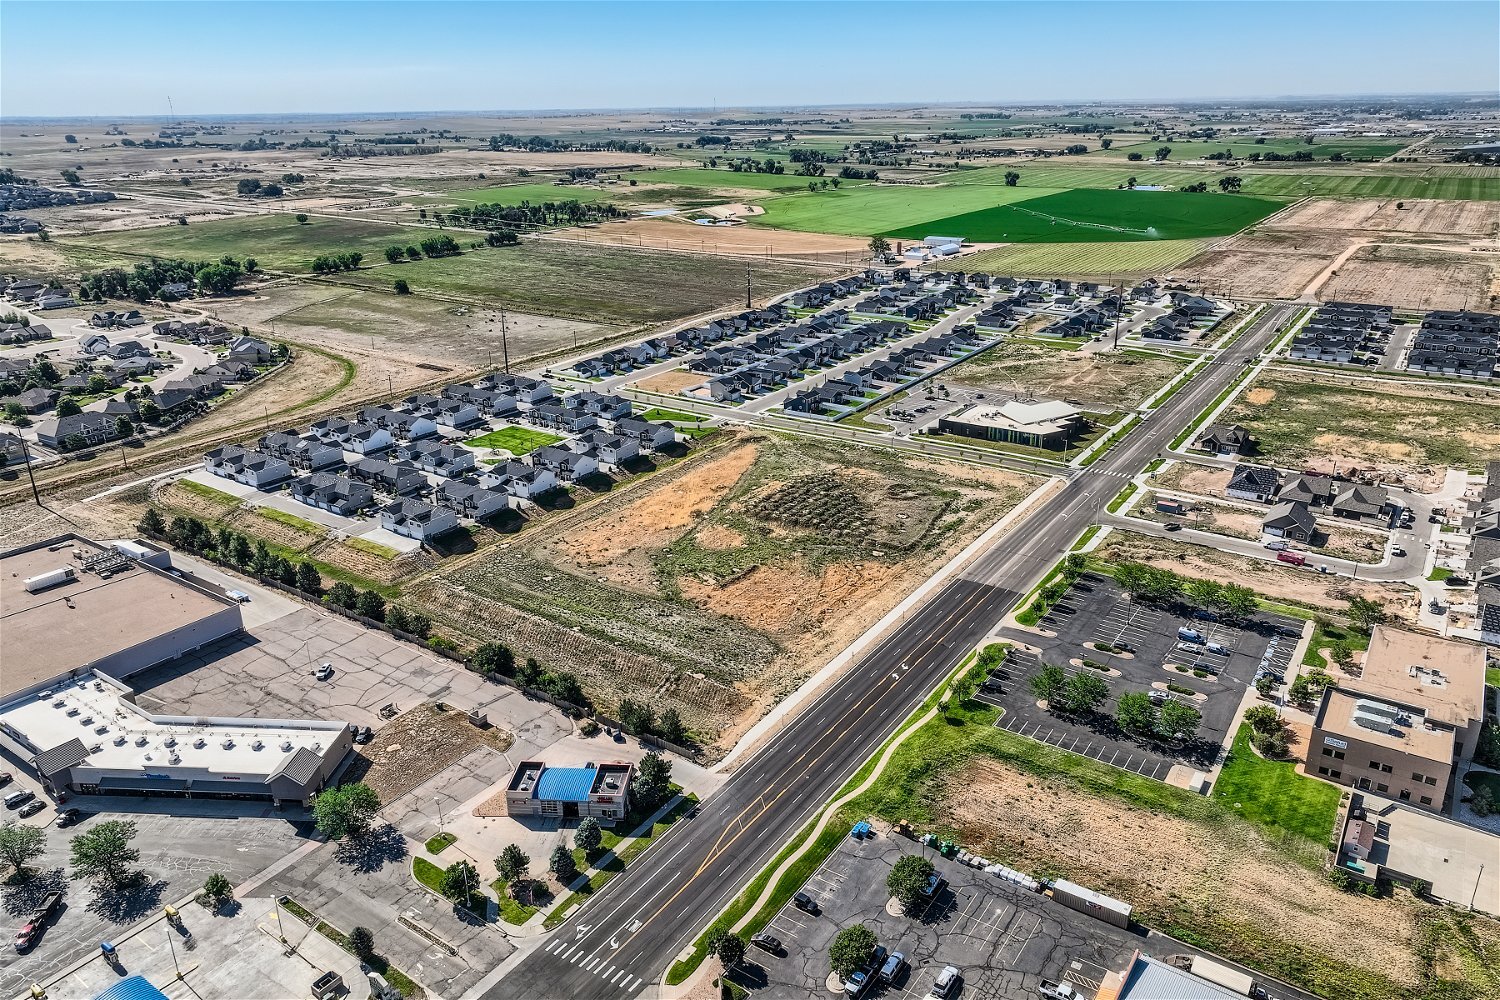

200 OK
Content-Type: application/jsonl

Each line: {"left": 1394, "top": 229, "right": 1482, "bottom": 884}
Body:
{"left": 13, "top": 892, "right": 62, "bottom": 952}
{"left": 929, "top": 966, "right": 962, "bottom": 998}
{"left": 750, "top": 933, "right": 782, "bottom": 955}
{"left": 1391, "top": 546, "right": 1405, "bottom": 557}
{"left": 1164, "top": 522, "right": 1182, "bottom": 532}
{"left": 879, "top": 951, "right": 907, "bottom": 983}
{"left": 353, "top": 725, "right": 373, "bottom": 745}
{"left": 4, "top": 790, "right": 34, "bottom": 810}
{"left": 226, "top": 589, "right": 251, "bottom": 603}
{"left": 0, "top": 772, "right": 11, "bottom": 788}
{"left": 313, "top": 663, "right": 334, "bottom": 681}
{"left": 792, "top": 891, "right": 820, "bottom": 915}
{"left": 17, "top": 800, "right": 45, "bottom": 818}
{"left": 56, "top": 808, "right": 82, "bottom": 827}
{"left": 918, "top": 873, "right": 946, "bottom": 901}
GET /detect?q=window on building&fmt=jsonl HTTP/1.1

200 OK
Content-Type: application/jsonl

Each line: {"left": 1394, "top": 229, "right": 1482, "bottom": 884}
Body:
{"left": 1317, "top": 766, "right": 1329, "bottom": 776}
{"left": 1425, "top": 776, "right": 1438, "bottom": 785}
{"left": 1420, "top": 796, "right": 1433, "bottom": 806}
{"left": 1399, "top": 789, "right": 1410, "bottom": 801}
{"left": 1412, "top": 773, "right": 1424, "bottom": 782}
{"left": 1333, "top": 750, "right": 1344, "bottom": 760}
{"left": 1330, "top": 769, "right": 1342, "bottom": 779}
{"left": 1369, "top": 760, "right": 1380, "bottom": 769}
{"left": 1376, "top": 783, "right": 1388, "bottom": 794}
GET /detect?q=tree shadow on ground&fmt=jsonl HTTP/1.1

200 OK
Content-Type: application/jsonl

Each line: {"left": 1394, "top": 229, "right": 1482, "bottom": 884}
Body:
{"left": 334, "top": 823, "right": 408, "bottom": 874}
{"left": 87, "top": 875, "right": 166, "bottom": 924}
{"left": 2, "top": 867, "right": 66, "bottom": 916}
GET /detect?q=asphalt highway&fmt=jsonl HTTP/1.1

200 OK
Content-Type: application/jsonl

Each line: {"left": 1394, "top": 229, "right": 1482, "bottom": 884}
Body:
{"left": 492, "top": 304, "right": 1294, "bottom": 999}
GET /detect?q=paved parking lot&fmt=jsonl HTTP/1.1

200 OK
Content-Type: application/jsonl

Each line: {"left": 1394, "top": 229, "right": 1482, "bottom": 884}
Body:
{"left": 0, "top": 807, "right": 311, "bottom": 998}
{"left": 740, "top": 827, "right": 1300, "bottom": 1000}
{"left": 986, "top": 574, "right": 1302, "bottom": 781}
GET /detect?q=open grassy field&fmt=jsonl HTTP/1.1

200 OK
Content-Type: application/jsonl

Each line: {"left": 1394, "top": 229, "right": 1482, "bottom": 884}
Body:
{"left": 958, "top": 239, "right": 1207, "bottom": 276}
{"left": 466, "top": 426, "right": 563, "bottom": 455}
{"left": 73, "top": 214, "right": 429, "bottom": 274}
{"left": 1213, "top": 724, "right": 1343, "bottom": 840}
{"left": 751, "top": 183, "right": 1058, "bottom": 236}
{"left": 1104, "top": 138, "right": 1408, "bottom": 161}
{"left": 946, "top": 342, "right": 1192, "bottom": 408}
{"left": 622, "top": 167, "right": 868, "bottom": 193}
{"left": 885, "top": 188, "right": 1283, "bottom": 243}
{"left": 414, "top": 182, "right": 612, "bottom": 206}
{"left": 1220, "top": 369, "right": 1500, "bottom": 485}
{"left": 329, "top": 242, "right": 821, "bottom": 326}
{"left": 940, "top": 163, "right": 1500, "bottom": 201}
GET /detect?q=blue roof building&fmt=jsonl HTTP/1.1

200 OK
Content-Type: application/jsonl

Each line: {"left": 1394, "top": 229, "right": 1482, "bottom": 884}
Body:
{"left": 504, "top": 759, "right": 634, "bottom": 825}
{"left": 94, "top": 977, "right": 172, "bottom": 1000}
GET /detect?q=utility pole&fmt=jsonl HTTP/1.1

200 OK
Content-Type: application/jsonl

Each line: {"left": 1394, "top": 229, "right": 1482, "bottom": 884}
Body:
{"left": 500, "top": 309, "right": 511, "bottom": 373}
{"left": 745, "top": 270, "right": 752, "bottom": 310}
{"left": 17, "top": 436, "right": 40, "bottom": 505}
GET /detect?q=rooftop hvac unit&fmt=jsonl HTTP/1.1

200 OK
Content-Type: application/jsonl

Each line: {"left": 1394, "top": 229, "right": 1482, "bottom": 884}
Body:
{"left": 94, "top": 725, "right": 108, "bottom": 735}
{"left": 113, "top": 735, "right": 127, "bottom": 746}
{"left": 194, "top": 738, "right": 206, "bottom": 749}
{"left": 37, "top": 690, "right": 53, "bottom": 701}
{"left": 251, "top": 740, "right": 264, "bottom": 751}
{"left": 79, "top": 717, "right": 93, "bottom": 727}
{"left": 168, "top": 753, "right": 181, "bottom": 765}
{"left": 280, "top": 741, "right": 293, "bottom": 752}
{"left": 65, "top": 707, "right": 79, "bottom": 717}
{"left": 222, "top": 739, "right": 234, "bottom": 750}
{"left": 163, "top": 737, "right": 177, "bottom": 748}
{"left": 136, "top": 736, "right": 148, "bottom": 747}
{"left": 51, "top": 699, "right": 65, "bottom": 709}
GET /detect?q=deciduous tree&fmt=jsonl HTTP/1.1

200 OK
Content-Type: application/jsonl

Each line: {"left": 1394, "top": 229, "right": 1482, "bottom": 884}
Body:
{"left": 312, "top": 783, "right": 379, "bottom": 840}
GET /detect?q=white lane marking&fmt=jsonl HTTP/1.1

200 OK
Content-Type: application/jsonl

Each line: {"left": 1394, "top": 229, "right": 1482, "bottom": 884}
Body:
{"left": 611, "top": 969, "right": 625, "bottom": 984}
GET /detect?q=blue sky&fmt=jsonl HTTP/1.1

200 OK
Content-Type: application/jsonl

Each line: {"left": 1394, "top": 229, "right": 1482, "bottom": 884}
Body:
{"left": 2, "top": 1, "right": 1495, "bottom": 117}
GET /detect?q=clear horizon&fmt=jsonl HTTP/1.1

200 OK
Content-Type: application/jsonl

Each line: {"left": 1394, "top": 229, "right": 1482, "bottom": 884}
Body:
{"left": 2, "top": 0, "right": 1496, "bottom": 118}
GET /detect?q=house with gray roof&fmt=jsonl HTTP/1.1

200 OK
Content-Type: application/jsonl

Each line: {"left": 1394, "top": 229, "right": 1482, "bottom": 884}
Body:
{"left": 1263, "top": 501, "right": 1317, "bottom": 542}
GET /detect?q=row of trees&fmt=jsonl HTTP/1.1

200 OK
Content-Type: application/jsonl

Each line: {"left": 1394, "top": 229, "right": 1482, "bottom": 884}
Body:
{"left": 471, "top": 641, "right": 588, "bottom": 709}
{"left": 310, "top": 251, "right": 363, "bottom": 273}
{"left": 236, "top": 178, "right": 284, "bottom": 198}
{"left": 837, "top": 166, "right": 879, "bottom": 180}
{"left": 437, "top": 199, "right": 623, "bottom": 231}
{"left": 1, "top": 816, "right": 146, "bottom": 894}
{"left": 77, "top": 254, "right": 254, "bottom": 303}
{"left": 1112, "top": 562, "right": 1258, "bottom": 621}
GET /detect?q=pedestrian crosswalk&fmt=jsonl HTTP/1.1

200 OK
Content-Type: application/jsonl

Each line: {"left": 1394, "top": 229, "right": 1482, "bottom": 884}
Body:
{"left": 543, "top": 936, "right": 645, "bottom": 992}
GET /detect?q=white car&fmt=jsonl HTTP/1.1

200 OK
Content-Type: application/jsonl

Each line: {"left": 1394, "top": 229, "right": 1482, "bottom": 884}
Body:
{"left": 226, "top": 590, "right": 251, "bottom": 603}
{"left": 314, "top": 663, "right": 334, "bottom": 681}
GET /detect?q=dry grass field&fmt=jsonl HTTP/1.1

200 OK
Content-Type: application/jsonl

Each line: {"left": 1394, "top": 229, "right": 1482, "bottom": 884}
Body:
{"left": 1319, "top": 244, "right": 1497, "bottom": 311}
{"left": 1272, "top": 198, "right": 1500, "bottom": 237}
{"left": 946, "top": 342, "right": 1190, "bottom": 409}
{"left": 411, "top": 433, "right": 1034, "bottom": 752}
{"left": 1176, "top": 247, "right": 1338, "bottom": 299}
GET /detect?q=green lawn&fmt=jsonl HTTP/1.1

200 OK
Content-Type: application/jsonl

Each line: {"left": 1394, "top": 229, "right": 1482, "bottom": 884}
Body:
{"left": 346, "top": 537, "right": 399, "bottom": 560}
{"left": 884, "top": 188, "right": 1284, "bottom": 243}
{"left": 639, "top": 407, "right": 705, "bottom": 424}
{"left": 422, "top": 182, "right": 612, "bottom": 206}
{"left": 1487, "top": 667, "right": 1500, "bottom": 689}
{"left": 1212, "top": 725, "right": 1341, "bottom": 842}
{"left": 491, "top": 880, "right": 544, "bottom": 925}
{"left": 751, "top": 183, "right": 1057, "bottom": 236}
{"left": 413, "top": 857, "right": 488, "bottom": 916}
{"left": 425, "top": 832, "right": 456, "bottom": 854}
{"left": 77, "top": 215, "right": 432, "bottom": 274}
{"left": 329, "top": 243, "right": 819, "bottom": 326}
{"left": 466, "top": 426, "right": 563, "bottom": 455}
{"left": 623, "top": 167, "right": 865, "bottom": 193}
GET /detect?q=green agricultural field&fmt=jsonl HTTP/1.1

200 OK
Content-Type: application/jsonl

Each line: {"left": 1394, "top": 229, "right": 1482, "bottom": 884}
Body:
{"left": 75, "top": 215, "right": 431, "bottom": 274}
{"left": 751, "top": 183, "right": 1057, "bottom": 236}
{"left": 1105, "top": 138, "right": 1407, "bottom": 161}
{"left": 885, "top": 188, "right": 1283, "bottom": 243}
{"left": 421, "top": 182, "right": 611, "bottom": 206}
{"left": 941, "top": 164, "right": 1207, "bottom": 190}
{"left": 466, "top": 426, "right": 563, "bottom": 455}
{"left": 330, "top": 243, "right": 820, "bottom": 326}
{"left": 1236, "top": 172, "right": 1500, "bottom": 201}
{"left": 958, "top": 239, "right": 1207, "bottom": 275}
{"left": 623, "top": 167, "right": 865, "bottom": 193}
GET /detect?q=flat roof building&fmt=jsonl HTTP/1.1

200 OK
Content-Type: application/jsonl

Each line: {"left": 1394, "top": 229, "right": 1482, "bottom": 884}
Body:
{"left": 1, "top": 535, "right": 243, "bottom": 699}
{"left": 936, "top": 399, "right": 1085, "bottom": 450}
{"left": 1309, "top": 626, "right": 1487, "bottom": 812}
{"left": 504, "top": 760, "right": 634, "bottom": 824}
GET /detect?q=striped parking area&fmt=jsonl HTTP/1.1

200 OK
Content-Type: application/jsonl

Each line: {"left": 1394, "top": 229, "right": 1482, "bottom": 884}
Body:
{"left": 994, "top": 714, "right": 1173, "bottom": 779}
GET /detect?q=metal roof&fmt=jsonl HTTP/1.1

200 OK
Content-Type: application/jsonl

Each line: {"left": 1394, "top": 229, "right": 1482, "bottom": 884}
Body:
{"left": 94, "top": 976, "right": 171, "bottom": 1000}
{"left": 33, "top": 737, "right": 91, "bottom": 777}
{"left": 1119, "top": 955, "right": 1243, "bottom": 999}
{"left": 534, "top": 766, "right": 596, "bottom": 803}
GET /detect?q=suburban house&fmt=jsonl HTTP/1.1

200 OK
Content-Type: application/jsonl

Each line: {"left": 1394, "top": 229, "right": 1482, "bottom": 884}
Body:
{"left": 349, "top": 457, "right": 429, "bottom": 496}
{"left": 1226, "top": 464, "right": 1281, "bottom": 503}
{"left": 3, "top": 387, "right": 58, "bottom": 413}
{"left": 1331, "top": 483, "right": 1397, "bottom": 525}
{"left": 530, "top": 403, "right": 597, "bottom": 433}
{"left": 1194, "top": 424, "right": 1253, "bottom": 455}
{"left": 530, "top": 445, "right": 597, "bottom": 481}
{"left": 435, "top": 480, "right": 512, "bottom": 519}
{"left": 1406, "top": 309, "right": 1499, "bottom": 379}
{"left": 359, "top": 406, "right": 437, "bottom": 441}
{"left": 378, "top": 498, "right": 459, "bottom": 541}
{"left": 478, "top": 461, "right": 558, "bottom": 499}
{"left": 290, "top": 473, "right": 375, "bottom": 516}
{"left": 614, "top": 417, "right": 677, "bottom": 450}
{"left": 1309, "top": 627, "right": 1486, "bottom": 811}
{"left": 202, "top": 445, "right": 293, "bottom": 489}
{"left": 397, "top": 439, "right": 475, "bottom": 478}
{"left": 258, "top": 430, "right": 345, "bottom": 471}
{"left": 227, "top": 336, "right": 272, "bottom": 363}
{"left": 572, "top": 430, "right": 638, "bottom": 466}
{"left": 346, "top": 423, "right": 395, "bottom": 455}
{"left": 484, "top": 373, "right": 553, "bottom": 404}
{"left": 35, "top": 412, "right": 120, "bottom": 450}
{"left": 1262, "top": 500, "right": 1317, "bottom": 542}
{"left": 565, "top": 391, "right": 632, "bottom": 420}
{"left": 1279, "top": 473, "right": 1335, "bottom": 506}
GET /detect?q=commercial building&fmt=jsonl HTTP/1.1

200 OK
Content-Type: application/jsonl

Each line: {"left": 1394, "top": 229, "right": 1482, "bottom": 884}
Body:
{"left": 0, "top": 534, "right": 349, "bottom": 805}
{"left": 0, "top": 535, "right": 243, "bottom": 700}
{"left": 504, "top": 760, "right": 634, "bottom": 824}
{"left": 1308, "top": 627, "right": 1487, "bottom": 811}
{"left": 936, "top": 399, "right": 1085, "bottom": 450}
{"left": 0, "top": 672, "right": 349, "bottom": 805}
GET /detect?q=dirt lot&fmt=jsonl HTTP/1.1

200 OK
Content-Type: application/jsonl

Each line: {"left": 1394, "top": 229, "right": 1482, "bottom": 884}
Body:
{"left": 1220, "top": 368, "right": 1500, "bottom": 489}
{"left": 633, "top": 369, "right": 706, "bottom": 394}
{"left": 340, "top": 703, "right": 514, "bottom": 802}
{"left": 1096, "top": 528, "right": 1416, "bottom": 618}
{"left": 1137, "top": 491, "right": 1263, "bottom": 540}
{"left": 1320, "top": 244, "right": 1497, "bottom": 311}
{"left": 946, "top": 342, "right": 1190, "bottom": 409}
{"left": 412, "top": 432, "right": 1035, "bottom": 754}
{"left": 1148, "top": 460, "right": 1233, "bottom": 496}
{"left": 1274, "top": 198, "right": 1500, "bottom": 237}
{"left": 556, "top": 216, "right": 868, "bottom": 261}
{"left": 1175, "top": 246, "right": 1339, "bottom": 299}
{"left": 941, "top": 757, "right": 1499, "bottom": 1000}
